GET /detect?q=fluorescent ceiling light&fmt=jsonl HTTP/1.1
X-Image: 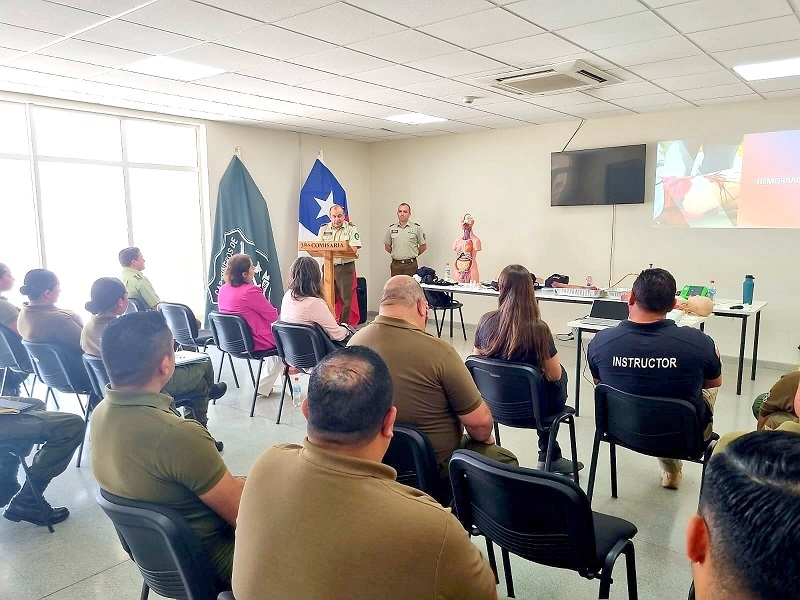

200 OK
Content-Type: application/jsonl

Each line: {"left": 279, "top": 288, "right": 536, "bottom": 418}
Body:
{"left": 734, "top": 56, "right": 800, "bottom": 81}
{"left": 385, "top": 112, "right": 447, "bottom": 125}
{"left": 123, "top": 56, "right": 226, "bottom": 81}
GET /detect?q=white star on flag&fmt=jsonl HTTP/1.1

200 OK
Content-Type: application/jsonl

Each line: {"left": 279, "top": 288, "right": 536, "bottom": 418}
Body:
{"left": 315, "top": 191, "right": 335, "bottom": 219}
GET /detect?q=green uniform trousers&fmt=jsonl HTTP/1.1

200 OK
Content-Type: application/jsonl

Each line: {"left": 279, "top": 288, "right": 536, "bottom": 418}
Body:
{"left": 161, "top": 359, "right": 214, "bottom": 425}
{"left": 333, "top": 261, "right": 356, "bottom": 323}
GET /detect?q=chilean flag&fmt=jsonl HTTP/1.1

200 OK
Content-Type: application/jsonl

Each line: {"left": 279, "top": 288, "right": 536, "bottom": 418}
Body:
{"left": 299, "top": 157, "right": 360, "bottom": 326}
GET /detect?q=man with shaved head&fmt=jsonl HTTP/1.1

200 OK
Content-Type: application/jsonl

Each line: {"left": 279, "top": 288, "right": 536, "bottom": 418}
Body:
{"left": 349, "top": 276, "right": 517, "bottom": 485}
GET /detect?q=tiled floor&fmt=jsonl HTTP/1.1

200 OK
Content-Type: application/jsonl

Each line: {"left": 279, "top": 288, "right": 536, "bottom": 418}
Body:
{"left": 0, "top": 321, "right": 784, "bottom": 599}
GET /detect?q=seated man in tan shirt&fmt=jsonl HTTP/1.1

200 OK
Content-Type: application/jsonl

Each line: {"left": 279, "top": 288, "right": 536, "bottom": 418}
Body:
{"left": 349, "top": 276, "right": 517, "bottom": 482}
{"left": 233, "top": 346, "right": 498, "bottom": 600}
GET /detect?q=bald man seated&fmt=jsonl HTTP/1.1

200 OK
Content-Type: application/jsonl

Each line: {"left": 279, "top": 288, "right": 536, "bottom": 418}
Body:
{"left": 349, "top": 276, "right": 517, "bottom": 485}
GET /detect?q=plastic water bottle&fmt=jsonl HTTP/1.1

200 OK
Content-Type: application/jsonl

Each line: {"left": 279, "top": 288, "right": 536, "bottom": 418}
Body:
{"left": 707, "top": 280, "right": 717, "bottom": 301}
{"left": 742, "top": 275, "right": 755, "bottom": 305}
{"left": 444, "top": 262, "right": 451, "bottom": 281}
{"left": 292, "top": 376, "right": 302, "bottom": 399}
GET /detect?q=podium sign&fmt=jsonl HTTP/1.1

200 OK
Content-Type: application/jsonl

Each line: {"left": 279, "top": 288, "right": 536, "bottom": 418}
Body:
{"left": 299, "top": 241, "right": 358, "bottom": 315}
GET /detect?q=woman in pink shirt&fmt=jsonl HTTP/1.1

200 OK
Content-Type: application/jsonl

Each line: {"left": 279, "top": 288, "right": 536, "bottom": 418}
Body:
{"left": 280, "top": 257, "right": 351, "bottom": 344}
{"left": 218, "top": 254, "right": 282, "bottom": 395}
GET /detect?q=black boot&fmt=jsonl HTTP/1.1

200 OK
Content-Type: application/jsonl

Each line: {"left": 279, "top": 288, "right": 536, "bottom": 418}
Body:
{"left": 3, "top": 474, "right": 70, "bottom": 526}
{"left": 0, "top": 454, "right": 20, "bottom": 508}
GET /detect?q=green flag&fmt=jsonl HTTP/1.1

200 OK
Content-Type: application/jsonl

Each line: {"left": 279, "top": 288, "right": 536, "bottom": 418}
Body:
{"left": 205, "top": 156, "right": 283, "bottom": 319}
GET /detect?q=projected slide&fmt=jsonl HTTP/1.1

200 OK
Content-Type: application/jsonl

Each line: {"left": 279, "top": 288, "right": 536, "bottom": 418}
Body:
{"left": 654, "top": 128, "right": 800, "bottom": 228}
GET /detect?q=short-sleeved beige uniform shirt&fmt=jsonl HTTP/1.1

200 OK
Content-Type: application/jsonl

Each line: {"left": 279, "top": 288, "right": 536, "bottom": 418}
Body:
{"left": 318, "top": 221, "right": 361, "bottom": 265}
{"left": 121, "top": 266, "right": 161, "bottom": 308}
{"left": 384, "top": 222, "right": 426, "bottom": 260}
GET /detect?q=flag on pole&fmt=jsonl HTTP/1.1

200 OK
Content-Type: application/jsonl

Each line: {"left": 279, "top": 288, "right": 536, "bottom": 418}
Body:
{"left": 205, "top": 155, "right": 283, "bottom": 321}
{"left": 299, "top": 157, "right": 360, "bottom": 326}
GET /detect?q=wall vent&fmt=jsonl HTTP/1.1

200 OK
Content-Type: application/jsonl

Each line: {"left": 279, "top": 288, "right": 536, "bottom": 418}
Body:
{"left": 476, "top": 60, "right": 621, "bottom": 96}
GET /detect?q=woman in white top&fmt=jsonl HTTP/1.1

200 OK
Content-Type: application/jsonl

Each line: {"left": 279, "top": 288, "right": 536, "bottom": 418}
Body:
{"left": 280, "top": 257, "right": 350, "bottom": 343}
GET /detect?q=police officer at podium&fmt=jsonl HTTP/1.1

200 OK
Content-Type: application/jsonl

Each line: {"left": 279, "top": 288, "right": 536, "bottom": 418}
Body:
{"left": 317, "top": 204, "right": 361, "bottom": 322}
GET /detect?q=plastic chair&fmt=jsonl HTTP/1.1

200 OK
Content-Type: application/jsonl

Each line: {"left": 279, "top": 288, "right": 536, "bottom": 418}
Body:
{"left": 586, "top": 384, "right": 720, "bottom": 504}
{"left": 208, "top": 313, "right": 279, "bottom": 419}
{"left": 128, "top": 297, "right": 151, "bottom": 312}
{"left": 465, "top": 355, "right": 580, "bottom": 483}
{"left": 96, "top": 488, "right": 220, "bottom": 600}
{"left": 159, "top": 302, "right": 213, "bottom": 351}
{"left": 382, "top": 423, "right": 450, "bottom": 506}
{"left": 0, "top": 446, "right": 54, "bottom": 533}
{"left": 423, "top": 289, "right": 466, "bottom": 340}
{"left": 450, "top": 450, "right": 639, "bottom": 600}
{"left": 0, "top": 325, "right": 35, "bottom": 396}
{"left": 271, "top": 321, "right": 340, "bottom": 424}
{"left": 22, "top": 340, "right": 94, "bottom": 415}
{"left": 217, "top": 593, "right": 235, "bottom": 600}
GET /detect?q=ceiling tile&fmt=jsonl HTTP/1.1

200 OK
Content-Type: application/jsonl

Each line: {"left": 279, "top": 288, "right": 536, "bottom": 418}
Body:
{"left": 202, "top": 0, "right": 338, "bottom": 23}
{"left": 694, "top": 94, "right": 761, "bottom": 105}
{"left": 528, "top": 90, "right": 600, "bottom": 107}
{"left": 290, "top": 47, "right": 391, "bottom": 76}
{"left": 604, "top": 67, "right": 642, "bottom": 82}
{"left": 123, "top": 0, "right": 262, "bottom": 41}
{"left": 596, "top": 36, "right": 702, "bottom": 67}
{"left": 236, "top": 61, "right": 334, "bottom": 85}
{"left": 482, "top": 100, "right": 568, "bottom": 121}
{"left": 349, "top": 64, "right": 439, "bottom": 87}
{"left": 167, "top": 43, "right": 274, "bottom": 71}
{"left": 92, "top": 70, "right": 185, "bottom": 91}
{"left": 407, "top": 51, "right": 506, "bottom": 77}
{"left": 612, "top": 92, "right": 686, "bottom": 108}
{"left": 762, "top": 89, "right": 800, "bottom": 98}
{"left": 419, "top": 8, "right": 543, "bottom": 48}
{"left": 653, "top": 70, "right": 741, "bottom": 91}
{"left": 506, "top": 0, "right": 646, "bottom": 30}
{"left": 0, "top": 47, "right": 25, "bottom": 64}
{"left": 217, "top": 25, "right": 334, "bottom": 60}
{"left": 39, "top": 39, "right": 148, "bottom": 68}
{"left": 558, "top": 12, "right": 678, "bottom": 49}
{"left": 6, "top": 54, "right": 110, "bottom": 78}
{"left": 299, "top": 76, "right": 391, "bottom": 98}
{"left": 715, "top": 40, "right": 800, "bottom": 68}
{"left": 586, "top": 80, "right": 665, "bottom": 99}
{"left": 46, "top": 0, "right": 152, "bottom": 15}
{"left": 0, "top": 0, "right": 107, "bottom": 35}
{"left": 168, "top": 82, "right": 270, "bottom": 108}
{"left": 456, "top": 113, "right": 528, "bottom": 127}
{"left": 194, "top": 72, "right": 287, "bottom": 94}
{"left": 0, "top": 23, "right": 61, "bottom": 52}
{"left": 386, "top": 98, "right": 482, "bottom": 119}
{"left": 679, "top": 82, "right": 756, "bottom": 100}
{"left": 275, "top": 3, "right": 405, "bottom": 46}
{"left": 688, "top": 16, "right": 800, "bottom": 53}
{"left": 629, "top": 54, "right": 720, "bottom": 79}
{"left": 750, "top": 75, "right": 800, "bottom": 93}
{"left": 634, "top": 101, "right": 693, "bottom": 112}
{"left": 77, "top": 20, "right": 200, "bottom": 54}
{"left": 399, "top": 78, "right": 489, "bottom": 98}
{"left": 657, "top": 0, "right": 792, "bottom": 34}
{"left": 439, "top": 90, "right": 516, "bottom": 105}
{"left": 566, "top": 104, "right": 632, "bottom": 117}
{"left": 345, "top": 0, "right": 490, "bottom": 27}
{"left": 348, "top": 30, "right": 460, "bottom": 64}
{"left": 476, "top": 33, "right": 583, "bottom": 67}
{"left": 642, "top": 0, "right": 693, "bottom": 6}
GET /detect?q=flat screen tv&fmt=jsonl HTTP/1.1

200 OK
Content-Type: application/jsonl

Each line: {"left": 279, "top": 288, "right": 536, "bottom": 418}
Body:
{"left": 551, "top": 144, "right": 646, "bottom": 206}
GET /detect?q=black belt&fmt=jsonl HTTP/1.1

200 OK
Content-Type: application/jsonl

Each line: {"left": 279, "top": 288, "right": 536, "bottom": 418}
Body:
{"left": 392, "top": 258, "right": 417, "bottom": 264}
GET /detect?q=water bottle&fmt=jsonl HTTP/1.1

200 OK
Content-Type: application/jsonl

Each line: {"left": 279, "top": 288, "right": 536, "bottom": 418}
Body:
{"left": 444, "top": 262, "right": 451, "bottom": 281}
{"left": 292, "top": 375, "right": 302, "bottom": 399}
{"left": 707, "top": 280, "right": 716, "bottom": 301}
{"left": 742, "top": 274, "right": 755, "bottom": 305}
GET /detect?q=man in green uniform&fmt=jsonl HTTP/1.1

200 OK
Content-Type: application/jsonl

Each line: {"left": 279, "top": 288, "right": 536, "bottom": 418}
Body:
{"left": 119, "top": 246, "right": 160, "bottom": 309}
{"left": 384, "top": 202, "right": 427, "bottom": 277}
{"left": 91, "top": 312, "right": 243, "bottom": 589}
{"left": 317, "top": 204, "right": 361, "bottom": 323}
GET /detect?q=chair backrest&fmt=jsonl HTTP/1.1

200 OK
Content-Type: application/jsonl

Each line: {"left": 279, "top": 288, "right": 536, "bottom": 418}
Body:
{"left": 423, "top": 289, "right": 452, "bottom": 309}
{"left": 128, "top": 297, "right": 150, "bottom": 312}
{"left": 449, "top": 450, "right": 600, "bottom": 576}
{"left": 0, "top": 324, "right": 33, "bottom": 374}
{"left": 82, "top": 354, "right": 110, "bottom": 399}
{"left": 96, "top": 488, "right": 218, "bottom": 600}
{"left": 160, "top": 302, "right": 200, "bottom": 349}
{"left": 271, "top": 321, "right": 337, "bottom": 371}
{"left": 382, "top": 424, "right": 441, "bottom": 498}
{"left": 22, "top": 340, "right": 89, "bottom": 394}
{"left": 594, "top": 384, "right": 708, "bottom": 460}
{"left": 208, "top": 312, "right": 255, "bottom": 357}
{"left": 465, "top": 355, "right": 546, "bottom": 429}
{"left": 124, "top": 299, "right": 139, "bottom": 314}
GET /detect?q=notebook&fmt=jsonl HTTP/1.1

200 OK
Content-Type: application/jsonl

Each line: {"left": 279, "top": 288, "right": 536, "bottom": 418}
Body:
{"left": 0, "top": 397, "right": 37, "bottom": 413}
{"left": 576, "top": 299, "right": 630, "bottom": 327}
{"left": 174, "top": 350, "right": 209, "bottom": 366}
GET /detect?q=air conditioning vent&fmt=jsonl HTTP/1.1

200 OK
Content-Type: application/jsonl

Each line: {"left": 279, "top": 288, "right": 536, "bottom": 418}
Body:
{"left": 475, "top": 60, "right": 621, "bottom": 96}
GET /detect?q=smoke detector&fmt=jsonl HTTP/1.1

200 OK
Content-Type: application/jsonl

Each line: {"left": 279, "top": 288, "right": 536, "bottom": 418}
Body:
{"left": 475, "top": 60, "right": 621, "bottom": 96}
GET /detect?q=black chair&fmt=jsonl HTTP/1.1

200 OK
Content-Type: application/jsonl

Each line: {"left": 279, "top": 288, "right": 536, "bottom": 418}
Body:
{"left": 160, "top": 302, "right": 214, "bottom": 352}
{"left": 217, "top": 593, "right": 235, "bottom": 600}
{"left": 450, "top": 450, "right": 639, "bottom": 599}
{"left": 22, "top": 340, "right": 94, "bottom": 415}
{"left": 128, "top": 297, "right": 150, "bottom": 312}
{"left": 0, "top": 324, "right": 35, "bottom": 396}
{"left": 0, "top": 445, "right": 55, "bottom": 533}
{"left": 586, "top": 384, "right": 720, "bottom": 504}
{"left": 208, "top": 313, "right": 279, "bottom": 419}
{"left": 423, "top": 289, "right": 466, "bottom": 340}
{"left": 465, "top": 356, "right": 580, "bottom": 483}
{"left": 271, "top": 321, "right": 340, "bottom": 424}
{"left": 96, "top": 488, "right": 220, "bottom": 600}
{"left": 382, "top": 423, "right": 450, "bottom": 506}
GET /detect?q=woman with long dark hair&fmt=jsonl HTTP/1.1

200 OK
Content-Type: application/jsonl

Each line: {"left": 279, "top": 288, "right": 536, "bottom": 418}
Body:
{"left": 473, "top": 264, "right": 582, "bottom": 475}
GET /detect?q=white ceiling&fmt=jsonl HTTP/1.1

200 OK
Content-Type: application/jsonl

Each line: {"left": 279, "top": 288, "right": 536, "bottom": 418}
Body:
{"left": 0, "top": 0, "right": 799, "bottom": 141}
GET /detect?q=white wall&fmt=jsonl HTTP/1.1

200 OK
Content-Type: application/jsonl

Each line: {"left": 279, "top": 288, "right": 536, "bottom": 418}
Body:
{"left": 368, "top": 97, "right": 800, "bottom": 367}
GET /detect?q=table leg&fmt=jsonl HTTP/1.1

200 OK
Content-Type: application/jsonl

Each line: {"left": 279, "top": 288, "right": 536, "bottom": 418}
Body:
{"left": 736, "top": 316, "right": 747, "bottom": 396}
{"left": 574, "top": 328, "right": 582, "bottom": 417}
{"left": 751, "top": 311, "right": 761, "bottom": 381}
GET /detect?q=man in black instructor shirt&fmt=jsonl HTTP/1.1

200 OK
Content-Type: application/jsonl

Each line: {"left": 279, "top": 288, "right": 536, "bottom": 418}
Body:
{"left": 587, "top": 268, "right": 722, "bottom": 490}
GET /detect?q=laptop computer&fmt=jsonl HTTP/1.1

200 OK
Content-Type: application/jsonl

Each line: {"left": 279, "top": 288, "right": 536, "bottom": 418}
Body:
{"left": 174, "top": 350, "right": 209, "bottom": 366}
{"left": 577, "top": 299, "right": 629, "bottom": 327}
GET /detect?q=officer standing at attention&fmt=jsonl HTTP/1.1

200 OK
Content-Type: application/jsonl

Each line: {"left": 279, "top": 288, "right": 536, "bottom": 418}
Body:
{"left": 384, "top": 203, "right": 427, "bottom": 277}
{"left": 317, "top": 204, "right": 361, "bottom": 323}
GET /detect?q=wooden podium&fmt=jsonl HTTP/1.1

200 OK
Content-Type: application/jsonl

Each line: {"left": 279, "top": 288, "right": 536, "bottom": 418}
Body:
{"left": 299, "top": 241, "right": 358, "bottom": 315}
